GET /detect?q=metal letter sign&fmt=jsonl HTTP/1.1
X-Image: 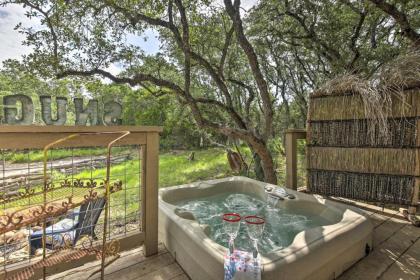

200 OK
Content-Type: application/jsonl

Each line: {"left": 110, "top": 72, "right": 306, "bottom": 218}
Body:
{"left": 1, "top": 94, "right": 122, "bottom": 126}
{"left": 3, "top": 94, "right": 34, "bottom": 125}
{"left": 74, "top": 98, "right": 100, "bottom": 126}
{"left": 40, "top": 96, "right": 68, "bottom": 125}
{"left": 103, "top": 101, "right": 123, "bottom": 125}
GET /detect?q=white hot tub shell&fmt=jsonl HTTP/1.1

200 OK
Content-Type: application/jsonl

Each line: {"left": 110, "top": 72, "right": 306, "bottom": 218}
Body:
{"left": 159, "top": 176, "right": 373, "bottom": 280}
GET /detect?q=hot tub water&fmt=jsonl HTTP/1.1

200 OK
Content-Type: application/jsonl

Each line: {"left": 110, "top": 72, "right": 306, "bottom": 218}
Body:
{"left": 176, "top": 193, "right": 332, "bottom": 254}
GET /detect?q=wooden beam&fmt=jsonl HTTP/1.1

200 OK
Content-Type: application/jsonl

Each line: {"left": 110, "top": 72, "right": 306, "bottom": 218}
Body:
{"left": 0, "top": 126, "right": 163, "bottom": 133}
{"left": 0, "top": 126, "right": 162, "bottom": 149}
{"left": 285, "top": 129, "right": 307, "bottom": 190}
{"left": 142, "top": 132, "right": 159, "bottom": 256}
{"left": 0, "top": 132, "right": 147, "bottom": 149}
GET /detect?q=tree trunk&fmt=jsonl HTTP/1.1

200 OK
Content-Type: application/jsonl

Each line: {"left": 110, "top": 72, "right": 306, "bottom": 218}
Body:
{"left": 249, "top": 142, "right": 277, "bottom": 184}
{"left": 257, "top": 146, "right": 277, "bottom": 184}
{"left": 216, "top": 126, "right": 277, "bottom": 185}
{"left": 252, "top": 152, "right": 265, "bottom": 182}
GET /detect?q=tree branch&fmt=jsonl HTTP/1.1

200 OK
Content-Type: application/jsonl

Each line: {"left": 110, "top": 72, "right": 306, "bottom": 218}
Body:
{"left": 228, "top": 78, "right": 256, "bottom": 126}
{"left": 224, "top": 0, "right": 273, "bottom": 139}
{"left": 282, "top": 2, "right": 341, "bottom": 62}
{"left": 140, "top": 83, "right": 168, "bottom": 97}
{"left": 57, "top": 68, "right": 185, "bottom": 94}
{"left": 22, "top": 0, "right": 59, "bottom": 62}
{"left": 106, "top": 0, "right": 247, "bottom": 130}
{"left": 368, "top": 0, "right": 420, "bottom": 48}
{"left": 219, "top": 25, "right": 235, "bottom": 76}
{"left": 347, "top": 7, "right": 366, "bottom": 71}
{"left": 174, "top": 0, "right": 192, "bottom": 102}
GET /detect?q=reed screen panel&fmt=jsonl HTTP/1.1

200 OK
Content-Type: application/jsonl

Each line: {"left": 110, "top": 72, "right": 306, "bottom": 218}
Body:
{"left": 307, "top": 89, "right": 420, "bottom": 206}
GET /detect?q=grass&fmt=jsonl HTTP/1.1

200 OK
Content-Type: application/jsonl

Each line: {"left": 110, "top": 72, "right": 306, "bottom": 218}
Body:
{"left": 3, "top": 148, "right": 115, "bottom": 163}
{"left": 159, "top": 149, "right": 235, "bottom": 187}
{"left": 2, "top": 147, "right": 306, "bottom": 220}
{"left": 1, "top": 148, "right": 234, "bottom": 216}
{"left": 75, "top": 148, "right": 233, "bottom": 219}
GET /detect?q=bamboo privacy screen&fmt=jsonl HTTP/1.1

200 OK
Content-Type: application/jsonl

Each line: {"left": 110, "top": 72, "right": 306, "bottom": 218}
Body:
{"left": 307, "top": 89, "right": 420, "bottom": 207}
{"left": 0, "top": 126, "right": 161, "bottom": 280}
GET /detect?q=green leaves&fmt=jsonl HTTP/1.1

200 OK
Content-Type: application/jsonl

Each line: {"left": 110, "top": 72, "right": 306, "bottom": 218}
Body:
{"left": 1, "top": 0, "right": 417, "bottom": 174}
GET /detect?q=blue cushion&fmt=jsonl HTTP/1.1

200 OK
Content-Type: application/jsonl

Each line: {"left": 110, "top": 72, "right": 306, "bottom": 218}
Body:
{"left": 30, "top": 218, "right": 78, "bottom": 238}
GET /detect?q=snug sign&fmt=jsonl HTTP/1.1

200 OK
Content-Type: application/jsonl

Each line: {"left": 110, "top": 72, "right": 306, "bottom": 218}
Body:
{"left": 2, "top": 94, "right": 122, "bottom": 126}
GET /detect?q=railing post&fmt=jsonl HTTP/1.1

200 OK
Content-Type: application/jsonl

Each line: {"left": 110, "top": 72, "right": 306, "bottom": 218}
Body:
{"left": 285, "top": 129, "right": 307, "bottom": 190}
{"left": 410, "top": 120, "right": 420, "bottom": 215}
{"left": 142, "top": 132, "right": 159, "bottom": 256}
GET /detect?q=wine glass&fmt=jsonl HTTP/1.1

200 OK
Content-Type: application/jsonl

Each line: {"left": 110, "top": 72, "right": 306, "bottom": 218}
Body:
{"left": 222, "top": 213, "right": 241, "bottom": 254}
{"left": 244, "top": 215, "right": 265, "bottom": 263}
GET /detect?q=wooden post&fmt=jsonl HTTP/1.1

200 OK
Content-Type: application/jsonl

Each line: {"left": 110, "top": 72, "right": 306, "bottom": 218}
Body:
{"left": 410, "top": 178, "right": 420, "bottom": 215}
{"left": 285, "top": 129, "right": 307, "bottom": 190}
{"left": 142, "top": 132, "right": 159, "bottom": 256}
{"left": 410, "top": 120, "right": 420, "bottom": 215}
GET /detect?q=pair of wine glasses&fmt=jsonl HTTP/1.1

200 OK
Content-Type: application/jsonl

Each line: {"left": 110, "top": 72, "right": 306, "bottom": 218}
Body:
{"left": 222, "top": 213, "right": 265, "bottom": 261}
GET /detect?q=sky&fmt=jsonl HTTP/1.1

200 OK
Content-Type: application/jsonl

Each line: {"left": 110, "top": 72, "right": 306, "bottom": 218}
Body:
{"left": 0, "top": 4, "right": 34, "bottom": 63}
{"left": 0, "top": 4, "right": 161, "bottom": 66}
{"left": 0, "top": 1, "right": 258, "bottom": 73}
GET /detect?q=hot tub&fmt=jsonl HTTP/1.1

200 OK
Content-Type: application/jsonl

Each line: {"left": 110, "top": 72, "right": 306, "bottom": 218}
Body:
{"left": 159, "top": 176, "right": 373, "bottom": 280}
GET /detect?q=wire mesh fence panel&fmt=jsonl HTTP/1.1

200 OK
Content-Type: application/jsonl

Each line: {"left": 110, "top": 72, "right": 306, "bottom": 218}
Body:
{"left": 0, "top": 126, "right": 161, "bottom": 280}
{"left": 0, "top": 144, "right": 142, "bottom": 277}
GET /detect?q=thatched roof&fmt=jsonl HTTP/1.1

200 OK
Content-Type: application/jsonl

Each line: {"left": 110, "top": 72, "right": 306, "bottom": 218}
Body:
{"left": 312, "top": 51, "right": 420, "bottom": 98}
{"left": 310, "top": 52, "right": 420, "bottom": 142}
{"left": 379, "top": 52, "right": 420, "bottom": 91}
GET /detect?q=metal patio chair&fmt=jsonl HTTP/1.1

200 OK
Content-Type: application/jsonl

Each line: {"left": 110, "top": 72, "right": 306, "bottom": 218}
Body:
{"left": 29, "top": 197, "right": 106, "bottom": 254}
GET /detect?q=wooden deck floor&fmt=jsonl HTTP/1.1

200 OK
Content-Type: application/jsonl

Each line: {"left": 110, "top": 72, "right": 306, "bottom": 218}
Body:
{"left": 338, "top": 206, "right": 420, "bottom": 280}
{"left": 50, "top": 206, "right": 420, "bottom": 280}
{"left": 49, "top": 243, "right": 188, "bottom": 280}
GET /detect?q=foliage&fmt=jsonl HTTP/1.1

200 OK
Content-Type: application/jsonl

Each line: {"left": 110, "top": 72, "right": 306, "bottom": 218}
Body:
{"left": 2, "top": 148, "right": 236, "bottom": 215}
{"left": 85, "top": 79, "right": 204, "bottom": 149}
{"left": 4, "top": 148, "right": 108, "bottom": 163}
{"left": 3, "top": 147, "right": 307, "bottom": 220}
{"left": 248, "top": 0, "right": 419, "bottom": 130}
{"left": 0, "top": 0, "right": 418, "bottom": 183}
{"left": 0, "top": 60, "right": 85, "bottom": 124}
{"left": 0, "top": 0, "right": 281, "bottom": 183}
{"left": 0, "top": 62, "right": 201, "bottom": 148}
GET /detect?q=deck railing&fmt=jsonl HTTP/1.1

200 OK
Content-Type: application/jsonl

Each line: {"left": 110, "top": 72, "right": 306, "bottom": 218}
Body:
{"left": 0, "top": 126, "right": 161, "bottom": 279}
{"left": 285, "top": 129, "right": 307, "bottom": 190}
